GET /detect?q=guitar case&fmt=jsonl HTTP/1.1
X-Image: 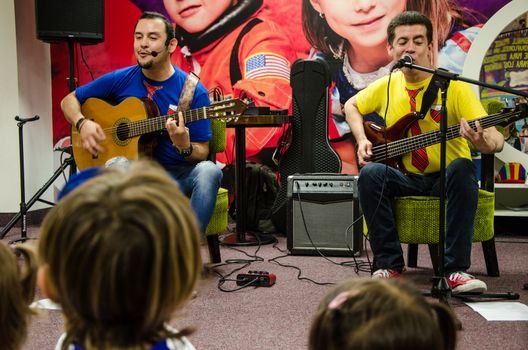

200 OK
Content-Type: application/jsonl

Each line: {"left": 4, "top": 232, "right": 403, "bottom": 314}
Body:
{"left": 271, "top": 59, "right": 341, "bottom": 233}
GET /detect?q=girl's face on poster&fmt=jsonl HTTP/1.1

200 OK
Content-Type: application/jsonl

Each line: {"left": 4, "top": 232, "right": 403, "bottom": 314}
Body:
{"left": 163, "top": 0, "right": 236, "bottom": 33}
{"left": 310, "top": 0, "right": 406, "bottom": 48}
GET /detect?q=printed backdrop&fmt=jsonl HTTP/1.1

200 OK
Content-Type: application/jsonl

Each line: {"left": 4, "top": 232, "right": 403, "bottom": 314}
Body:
{"left": 51, "top": 0, "right": 519, "bottom": 156}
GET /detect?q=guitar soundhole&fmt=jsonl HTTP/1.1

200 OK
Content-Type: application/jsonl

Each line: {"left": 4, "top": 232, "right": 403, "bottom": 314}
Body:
{"left": 115, "top": 123, "right": 130, "bottom": 142}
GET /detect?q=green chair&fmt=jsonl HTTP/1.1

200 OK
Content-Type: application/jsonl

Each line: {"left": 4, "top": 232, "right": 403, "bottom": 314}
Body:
{"left": 363, "top": 189, "right": 498, "bottom": 276}
{"left": 398, "top": 189, "right": 496, "bottom": 276}
{"left": 363, "top": 100, "right": 504, "bottom": 277}
{"left": 204, "top": 119, "right": 229, "bottom": 263}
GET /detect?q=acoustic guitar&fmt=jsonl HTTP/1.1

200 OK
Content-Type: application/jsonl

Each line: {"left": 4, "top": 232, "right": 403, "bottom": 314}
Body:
{"left": 364, "top": 103, "right": 527, "bottom": 172}
{"left": 72, "top": 97, "right": 247, "bottom": 170}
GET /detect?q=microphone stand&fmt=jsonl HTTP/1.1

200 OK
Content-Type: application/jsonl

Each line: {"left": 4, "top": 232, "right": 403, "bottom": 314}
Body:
{"left": 401, "top": 61, "right": 526, "bottom": 304}
{"left": 402, "top": 62, "right": 528, "bottom": 99}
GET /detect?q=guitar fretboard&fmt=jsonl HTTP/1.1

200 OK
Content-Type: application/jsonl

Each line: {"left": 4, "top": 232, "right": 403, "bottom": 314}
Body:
{"left": 371, "top": 109, "right": 524, "bottom": 163}
{"left": 123, "top": 106, "right": 210, "bottom": 139}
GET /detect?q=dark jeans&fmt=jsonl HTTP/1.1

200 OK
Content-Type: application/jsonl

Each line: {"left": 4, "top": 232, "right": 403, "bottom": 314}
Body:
{"left": 358, "top": 158, "right": 478, "bottom": 274}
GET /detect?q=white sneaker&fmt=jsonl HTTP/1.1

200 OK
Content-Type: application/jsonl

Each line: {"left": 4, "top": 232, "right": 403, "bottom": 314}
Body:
{"left": 372, "top": 268, "right": 402, "bottom": 279}
{"left": 448, "top": 272, "right": 487, "bottom": 294}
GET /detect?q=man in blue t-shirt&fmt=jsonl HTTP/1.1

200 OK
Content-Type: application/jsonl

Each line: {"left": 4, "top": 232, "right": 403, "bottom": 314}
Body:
{"left": 61, "top": 11, "right": 222, "bottom": 233}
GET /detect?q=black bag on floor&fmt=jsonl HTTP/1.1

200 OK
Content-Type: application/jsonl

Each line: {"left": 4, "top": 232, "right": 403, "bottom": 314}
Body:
{"left": 222, "top": 161, "right": 279, "bottom": 233}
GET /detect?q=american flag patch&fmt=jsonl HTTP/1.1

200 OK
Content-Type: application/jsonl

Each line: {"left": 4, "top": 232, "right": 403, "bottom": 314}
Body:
{"left": 244, "top": 53, "right": 290, "bottom": 80}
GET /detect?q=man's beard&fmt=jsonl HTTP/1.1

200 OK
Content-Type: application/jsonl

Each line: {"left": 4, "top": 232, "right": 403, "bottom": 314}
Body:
{"left": 137, "top": 59, "right": 153, "bottom": 69}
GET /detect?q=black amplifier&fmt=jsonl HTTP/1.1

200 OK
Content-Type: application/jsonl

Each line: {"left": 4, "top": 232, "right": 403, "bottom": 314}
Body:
{"left": 287, "top": 174, "right": 362, "bottom": 256}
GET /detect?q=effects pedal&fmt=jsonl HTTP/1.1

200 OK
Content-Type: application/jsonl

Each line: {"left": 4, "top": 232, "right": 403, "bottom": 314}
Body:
{"left": 236, "top": 270, "right": 276, "bottom": 287}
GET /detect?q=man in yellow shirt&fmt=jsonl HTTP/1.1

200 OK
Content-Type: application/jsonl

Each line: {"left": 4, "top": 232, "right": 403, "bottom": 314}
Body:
{"left": 344, "top": 11, "right": 504, "bottom": 294}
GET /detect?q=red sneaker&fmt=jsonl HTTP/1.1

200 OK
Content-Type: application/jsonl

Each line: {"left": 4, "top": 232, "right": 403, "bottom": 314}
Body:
{"left": 448, "top": 272, "right": 487, "bottom": 294}
{"left": 372, "top": 268, "right": 402, "bottom": 279}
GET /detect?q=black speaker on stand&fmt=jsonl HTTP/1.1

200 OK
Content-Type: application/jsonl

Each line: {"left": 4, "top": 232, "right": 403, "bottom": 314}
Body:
{"left": 0, "top": 1, "right": 105, "bottom": 242}
{"left": 35, "top": 0, "right": 104, "bottom": 44}
{"left": 35, "top": 0, "right": 105, "bottom": 90}
{"left": 35, "top": 0, "right": 104, "bottom": 168}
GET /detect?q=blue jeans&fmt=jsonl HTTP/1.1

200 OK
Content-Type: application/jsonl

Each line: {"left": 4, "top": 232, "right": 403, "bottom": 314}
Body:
{"left": 358, "top": 158, "right": 478, "bottom": 274}
{"left": 166, "top": 161, "right": 223, "bottom": 234}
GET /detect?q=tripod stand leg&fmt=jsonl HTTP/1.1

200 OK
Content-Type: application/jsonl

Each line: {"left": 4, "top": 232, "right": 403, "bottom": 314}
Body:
{"left": 431, "top": 276, "right": 452, "bottom": 305}
{"left": 452, "top": 291, "right": 520, "bottom": 302}
{"left": 1, "top": 157, "right": 74, "bottom": 240}
{"left": 1, "top": 211, "right": 25, "bottom": 240}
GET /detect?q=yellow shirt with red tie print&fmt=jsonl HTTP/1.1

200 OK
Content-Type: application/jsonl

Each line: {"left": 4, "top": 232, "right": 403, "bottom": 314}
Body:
{"left": 355, "top": 71, "right": 487, "bottom": 174}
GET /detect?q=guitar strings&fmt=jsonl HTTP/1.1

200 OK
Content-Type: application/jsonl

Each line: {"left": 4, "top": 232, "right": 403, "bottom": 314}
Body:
{"left": 370, "top": 110, "right": 522, "bottom": 163}
{"left": 91, "top": 105, "right": 218, "bottom": 139}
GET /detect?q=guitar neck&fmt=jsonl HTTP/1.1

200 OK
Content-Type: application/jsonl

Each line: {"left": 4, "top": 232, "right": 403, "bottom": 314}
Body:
{"left": 127, "top": 107, "right": 210, "bottom": 138}
{"left": 371, "top": 109, "right": 524, "bottom": 163}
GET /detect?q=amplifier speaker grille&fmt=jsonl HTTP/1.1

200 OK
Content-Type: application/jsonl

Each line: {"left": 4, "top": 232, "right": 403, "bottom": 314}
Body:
{"left": 287, "top": 174, "right": 363, "bottom": 256}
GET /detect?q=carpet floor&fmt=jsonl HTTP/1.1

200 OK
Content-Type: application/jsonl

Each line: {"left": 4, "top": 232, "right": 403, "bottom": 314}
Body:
{"left": 3, "top": 226, "right": 527, "bottom": 350}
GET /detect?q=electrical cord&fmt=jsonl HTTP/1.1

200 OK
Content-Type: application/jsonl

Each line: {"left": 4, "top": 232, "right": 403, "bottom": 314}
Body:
{"left": 58, "top": 147, "right": 73, "bottom": 183}
{"left": 271, "top": 239, "right": 287, "bottom": 253}
{"left": 79, "top": 44, "right": 95, "bottom": 81}
{"left": 295, "top": 182, "right": 373, "bottom": 273}
{"left": 294, "top": 183, "right": 361, "bottom": 268}
{"left": 212, "top": 260, "right": 252, "bottom": 292}
{"left": 362, "top": 71, "right": 394, "bottom": 273}
{"left": 264, "top": 183, "right": 374, "bottom": 285}
{"left": 212, "top": 241, "right": 266, "bottom": 292}
{"left": 268, "top": 252, "right": 335, "bottom": 286}
{"left": 209, "top": 86, "right": 224, "bottom": 102}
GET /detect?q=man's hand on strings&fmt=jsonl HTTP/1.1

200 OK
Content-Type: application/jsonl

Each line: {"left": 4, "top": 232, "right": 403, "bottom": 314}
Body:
{"left": 356, "top": 138, "right": 373, "bottom": 166}
{"left": 460, "top": 118, "right": 502, "bottom": 154}
{"left": 166, "top": 112, "right": 191, "bottom": 150}
{"left": 80, "top": 119, "right": 105, "bottom": 156}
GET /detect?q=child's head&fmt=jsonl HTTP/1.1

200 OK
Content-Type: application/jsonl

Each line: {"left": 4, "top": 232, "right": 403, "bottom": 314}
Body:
{"left": 0, "top": 242, "right": 37, "bottom": 350}
{"left": 309, "top": 278, "right": 458, "bottom": 350}
{"left": 38, "top": 160, "right": 202, "bottom": 349}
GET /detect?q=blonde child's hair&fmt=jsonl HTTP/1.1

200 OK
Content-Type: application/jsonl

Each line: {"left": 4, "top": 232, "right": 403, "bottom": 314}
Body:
{"left": 309, "top": 278, "right": 458, "bottom": 350}
{"left": 0, "top": 242, "right": 37, "bottom": 350}
{"left": 38, "top": 160, "right": 202, "bottom": 350}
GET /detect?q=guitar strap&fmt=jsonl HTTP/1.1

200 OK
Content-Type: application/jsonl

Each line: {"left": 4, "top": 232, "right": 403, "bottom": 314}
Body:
{"left": 418, "top": 77, "right": 440, "bottom": 118}
{"left": 176, "top": 72, "right": 200, "bottom": 113}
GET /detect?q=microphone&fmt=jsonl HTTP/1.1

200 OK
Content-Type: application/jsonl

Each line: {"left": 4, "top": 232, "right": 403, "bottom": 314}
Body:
{"left": 391, "top": 54, "right": 413, "bottom": 71}
{"left": 150, "top": 51, "right": 158, "bottom": 57}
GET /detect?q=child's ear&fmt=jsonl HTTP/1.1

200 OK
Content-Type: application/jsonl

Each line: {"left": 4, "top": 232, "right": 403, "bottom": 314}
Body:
{"left": 37, "top": 265, "right": 58, "bottom": 302}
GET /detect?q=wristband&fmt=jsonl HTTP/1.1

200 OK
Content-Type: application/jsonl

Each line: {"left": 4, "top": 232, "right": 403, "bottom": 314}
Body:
{"left": 75, "top": 117, "right": 86, "bottom": 132}
{"left": 174, "top": 143, "right": 193, "bottom": 158}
